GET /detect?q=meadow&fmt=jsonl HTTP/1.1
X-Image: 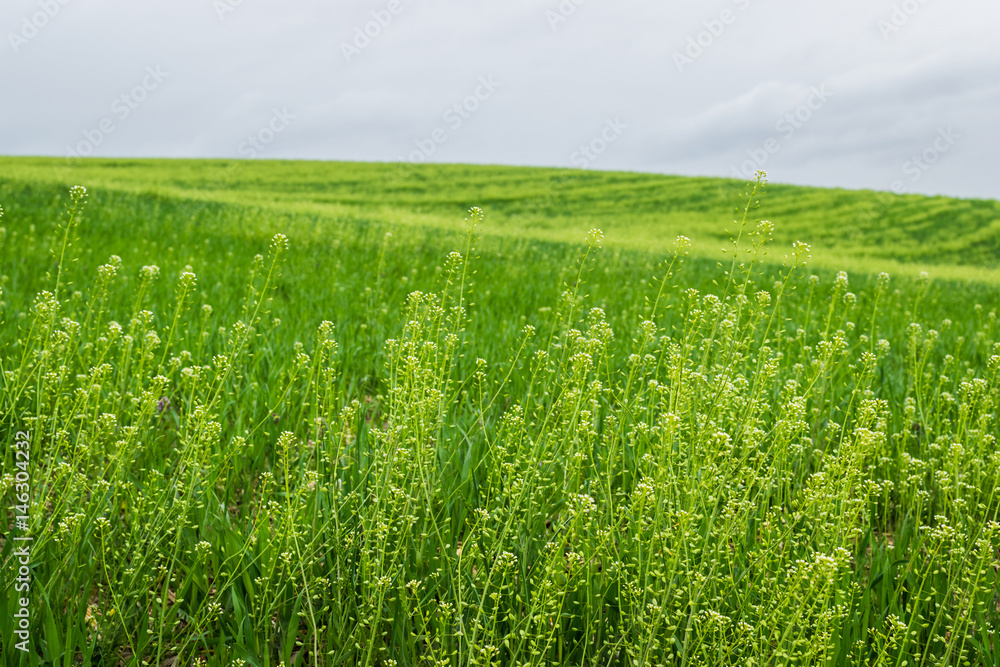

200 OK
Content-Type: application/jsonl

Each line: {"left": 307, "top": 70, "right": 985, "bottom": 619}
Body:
{"left": 1, "top": 158, "right": 999, "bottom": 666}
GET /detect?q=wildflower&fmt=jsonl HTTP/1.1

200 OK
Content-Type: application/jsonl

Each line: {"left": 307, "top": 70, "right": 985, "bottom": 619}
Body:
{"left": 638, "top": 319, "right": 657, "bottom": 341}
{"left": 143, "top": 330, "right": 161, "bottom": 349}
{"left": 586, "top": 228, "right": 604, "bottom": 248}
{"left": 466, "top": 206, "right": 484, "bottom": 227}
{"left": 69, "top": 185, "right": 88, "bottom": 203}
{"left": 178, "top": 270, "right": 197, "bottom": 290}
{"left": 195, "top": 540, "right": 212, "bottom": 558}
{"left": 271, "top": 233, "right": 289, "bottom": 251}
{"left": 97, "top": 261, "right": 118, "bottom": 281}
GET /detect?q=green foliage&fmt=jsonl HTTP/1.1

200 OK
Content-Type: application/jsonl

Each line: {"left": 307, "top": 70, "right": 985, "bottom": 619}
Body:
{"left": 0, "top": 166, "right": 998, "bottom": 666}
{"left": 2, "top": 155, "right": 999, "bottom": 278}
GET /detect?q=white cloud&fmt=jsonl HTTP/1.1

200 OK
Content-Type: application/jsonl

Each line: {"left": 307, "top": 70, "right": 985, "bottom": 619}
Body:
{"left": 1, "top": 0, "right": 998, "bottom": 198}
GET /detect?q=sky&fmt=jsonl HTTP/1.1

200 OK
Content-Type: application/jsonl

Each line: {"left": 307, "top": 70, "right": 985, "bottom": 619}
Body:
{"left": 2, "top": 0, "right": 998, "bottom": 199}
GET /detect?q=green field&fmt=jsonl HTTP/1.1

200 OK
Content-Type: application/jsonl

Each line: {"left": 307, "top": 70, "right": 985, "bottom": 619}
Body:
{"left": 5, "top": 156, "right": 1000, "bottom": 280}
{"left": 1, "top": 157, "right": 999, "bottom": 666}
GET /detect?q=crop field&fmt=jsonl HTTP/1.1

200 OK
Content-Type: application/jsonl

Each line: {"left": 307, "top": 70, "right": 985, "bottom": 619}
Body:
{"left": 1, "top": 157, "right": 999, "bottom": 666}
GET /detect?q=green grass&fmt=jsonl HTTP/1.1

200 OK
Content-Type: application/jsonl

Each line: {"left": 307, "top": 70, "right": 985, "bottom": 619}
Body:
{"left": 3, "top": 155, "right": 1000, "bottom": 281}
{"left": 0, "top": 161, "right": 999, "bottom": 666}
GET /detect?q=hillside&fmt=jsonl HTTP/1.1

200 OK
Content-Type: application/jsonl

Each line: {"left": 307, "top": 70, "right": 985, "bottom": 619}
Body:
{"left": 2, "top": 156, "right": 998, "bottom": 282}
{"left": 2, "top": 160, "right": 999, "bottom": 665}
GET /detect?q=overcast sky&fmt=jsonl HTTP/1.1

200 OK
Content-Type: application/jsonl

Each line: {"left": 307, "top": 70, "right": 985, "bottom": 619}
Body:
{"left": 2, "top": 0, "right": 998, "bottom": 199}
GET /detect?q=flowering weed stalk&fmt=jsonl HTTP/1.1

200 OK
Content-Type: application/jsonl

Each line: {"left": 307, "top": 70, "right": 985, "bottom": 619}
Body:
{"left": 0, "top": 176, "right": 998, "bottom": 666}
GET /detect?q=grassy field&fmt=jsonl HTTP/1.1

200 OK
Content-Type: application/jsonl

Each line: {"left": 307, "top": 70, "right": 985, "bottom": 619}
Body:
{"left": 1, "top": 158, "right": 999, "bottom": 666}
{"left": 3, "top": 156, "right": 1000, "bottom": 280}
